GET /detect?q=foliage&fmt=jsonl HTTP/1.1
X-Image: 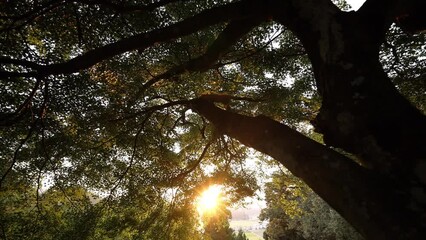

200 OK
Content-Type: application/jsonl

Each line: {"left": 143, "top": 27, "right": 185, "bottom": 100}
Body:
{"left": 0, "top": 178, "right": 203, "bottom": 240}
{"left": 260, "top": 169, "right": 364, "bottom": 240}
{"left": 234, "top": 229, "right": 250, "bottom": 240}
{"left": 199, "top": 191, "right": 249, "bottom": 240}
{"left": 0, "top": 0, "right": 425, "bottom": 239}
{"left": 0, "top": 1, "right": 299, "bottom": 237}
{"left": 380, "top": 24, "right": 426, "bottom": 113}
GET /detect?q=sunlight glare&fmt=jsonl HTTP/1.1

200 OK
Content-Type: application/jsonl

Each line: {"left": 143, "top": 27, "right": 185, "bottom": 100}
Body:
{"left": 197, "top": 185, "right": 222, "bottom": 215}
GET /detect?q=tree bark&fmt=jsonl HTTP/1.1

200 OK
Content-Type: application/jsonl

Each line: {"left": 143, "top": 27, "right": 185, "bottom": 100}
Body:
{"left": 191, "top": 1, "right": 426, "bottom": 239}
{"left": 271, "top": 0, "right": 426, "bottom": 169}
{"left": 190, "top": 99, "right": 426, "bottom": 239}
{"left": 2, "top": 0, "right": 425, "bottom": 238}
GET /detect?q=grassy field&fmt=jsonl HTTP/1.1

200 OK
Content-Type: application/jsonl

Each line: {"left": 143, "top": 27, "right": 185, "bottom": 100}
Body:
{"left": 244, "top": 231, "right": 264, "bottom": 240}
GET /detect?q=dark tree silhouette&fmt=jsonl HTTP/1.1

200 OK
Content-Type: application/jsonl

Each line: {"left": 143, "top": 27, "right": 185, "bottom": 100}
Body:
{"left": 1, "top": 0, "right": 425, "bottom": 239}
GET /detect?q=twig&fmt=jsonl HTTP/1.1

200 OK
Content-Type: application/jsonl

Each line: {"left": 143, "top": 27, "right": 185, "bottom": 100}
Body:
{"left": 0, "top": 77, "right": 41, "bottom": 127}
{"left": 104, "top": 113, "right": 152, "bottom": 203}
{"left": 132, "top": 17, "right": 263, "bottom": 101}
{"left": 215, "top": 30, "right": 285, "bottom": 67}
{"left": 169, "top": 139, "right": 214, "bottom": 183}
{"left": 0, "top": 121, "right": 37, "bottom": 189}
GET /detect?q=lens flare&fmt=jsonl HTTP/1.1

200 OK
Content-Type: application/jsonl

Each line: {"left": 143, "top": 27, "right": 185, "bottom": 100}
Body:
{"left": 197, "top": 185, "right": 222, "bottom": 215}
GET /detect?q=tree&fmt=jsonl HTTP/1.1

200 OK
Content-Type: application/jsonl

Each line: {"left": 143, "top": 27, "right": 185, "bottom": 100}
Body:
{"left": 260, "top": 169, "right": 363, "bottom": 240}
{"left": 0, "top": 169, "right": 205, "bottom": 240}
{"left": 234, "top": 229, "right": 249, "bottom": 240}
{"left": 1, "top": 0, "right": 425, "bottom": 239}
{"left": 202, "top": 208, "right": 235, "bottom": 240}
{"left": 197, "top": 185, "right": 232, "bottom": 240}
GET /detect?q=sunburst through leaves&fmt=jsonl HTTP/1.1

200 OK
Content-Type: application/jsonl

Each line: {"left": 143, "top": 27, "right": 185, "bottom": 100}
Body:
{"left": 196, "top": 185, "right": 222, "bottom": 216}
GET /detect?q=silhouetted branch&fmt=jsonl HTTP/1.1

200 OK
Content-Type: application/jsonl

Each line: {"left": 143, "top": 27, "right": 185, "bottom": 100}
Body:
{"left": 0, "top": 0, "right": 64, "bottom": 32}
{"left": 112, "top": 99, "right": 190, "bottom": 122}
{"left": 1, "top": 0, "right": 265, "bottom": 79}
{"left": 0, "top": 78, "right": 42, "bottom": 126}
{"left": 170, "top": 139, "right": 214, "bottom": 183}
{"left": 134, "top": 17, "right": 264, "bottom": 99}
{"left": 0, "top": 120, "right": 37, "bottom": 189}
{"left": 0, "top": 56, "right": 43, "bottom": 69}
{"left": 104, "top": 113, "right": 152, "bottom": 202}
{"left": 215, "top": 30, "right": 285, "bottom": 67}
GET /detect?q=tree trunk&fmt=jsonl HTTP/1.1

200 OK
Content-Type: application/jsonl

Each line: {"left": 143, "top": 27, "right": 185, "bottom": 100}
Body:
{"left": 191, "top": 1, "right": 426, "bottom": 238}
{"left": 190, "top": 99, "right": 426, "bottom": 239}
{"left": 2, "top": 0, "right": 424, "bottom": 238}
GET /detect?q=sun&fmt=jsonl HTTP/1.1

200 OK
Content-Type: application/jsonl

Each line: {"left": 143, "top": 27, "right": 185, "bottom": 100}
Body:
{"left": 196, "top": 185, "right": 222, "bottom": 215}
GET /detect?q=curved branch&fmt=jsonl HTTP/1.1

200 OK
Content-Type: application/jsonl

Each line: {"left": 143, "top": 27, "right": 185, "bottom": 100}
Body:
{"left": 133, "top": 16, "right": 265, "bottom": 99}
{"left": 1, "top": 0, "right": 275, "bottom": 81}
{"left": 394, "top": 0, "right": 426, "bottom": 33}
{"left": 111, "top": 99, "right": 190, "bottom": 122}
{"left": 105, "top": 113, "right": 152, "bottom": 202}
{"left": 0, "top": 56, "right": 44, "bottom": 70}
{"left": 0, "top": 120, "right": 37, "bottom": 189}
{"left": 0, "top": 0, "right": 265, "bottom": 79}
{"left": 169, "top": 139, "right": 214, "bottom": 183}
{"left": 357, "top": 0, "right": 426, "bottom": 37}
{"left": 0, "top": 0, "right": 65, "bottom": 33}
{"left": 0, "top": 70, "right": 39, "bottom": 79}
{"left": 214, "top": 30, "right": 286, "bottom": 67}
{"left": 0, "top": 0, "right": 63, "bottom": 20}
{"left": 189, "top": 99, "right": 425, "bottom": 239}
{"left": 0, "top": 78, "right": 42, "bottom": 126}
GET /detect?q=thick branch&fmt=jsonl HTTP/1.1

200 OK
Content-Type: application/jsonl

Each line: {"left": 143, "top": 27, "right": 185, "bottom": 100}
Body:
{"left": 0, "top": 56, "right": 44, "bottom": 70}
{"left": 190, "top": 99, "right": 425, "bottom": 239}
{"left": 134, "top": 17, "right": 264, "bottom": 97}
{"left": 394, "top": 0, "right": 426, "bottom": 33}
{"left": 356, "top": 0, "right": 396, "bottom": 41}
{"left": 358, "top": 0, "right": 426, "bottom": 35}
{"left": 269, "top": 0, "right": 425, "bottom": 170}
{"left": 0, "top": 0, "right": 266, "bottom": 78}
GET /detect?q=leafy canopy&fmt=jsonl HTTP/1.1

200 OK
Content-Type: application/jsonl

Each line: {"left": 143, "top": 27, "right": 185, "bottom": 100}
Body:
{"left": 0, "top": 0, "right": 425, "bottom": 239}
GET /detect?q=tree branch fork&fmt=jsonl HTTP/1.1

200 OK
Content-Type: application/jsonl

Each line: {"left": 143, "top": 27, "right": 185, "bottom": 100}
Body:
{"left": 2, "top": 0, "right": 426, "bottom": 238}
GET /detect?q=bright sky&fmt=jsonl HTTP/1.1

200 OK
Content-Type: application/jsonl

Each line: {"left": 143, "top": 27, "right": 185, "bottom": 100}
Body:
{"left": 346, "top": 0, "right": 366, "bottom": 10}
